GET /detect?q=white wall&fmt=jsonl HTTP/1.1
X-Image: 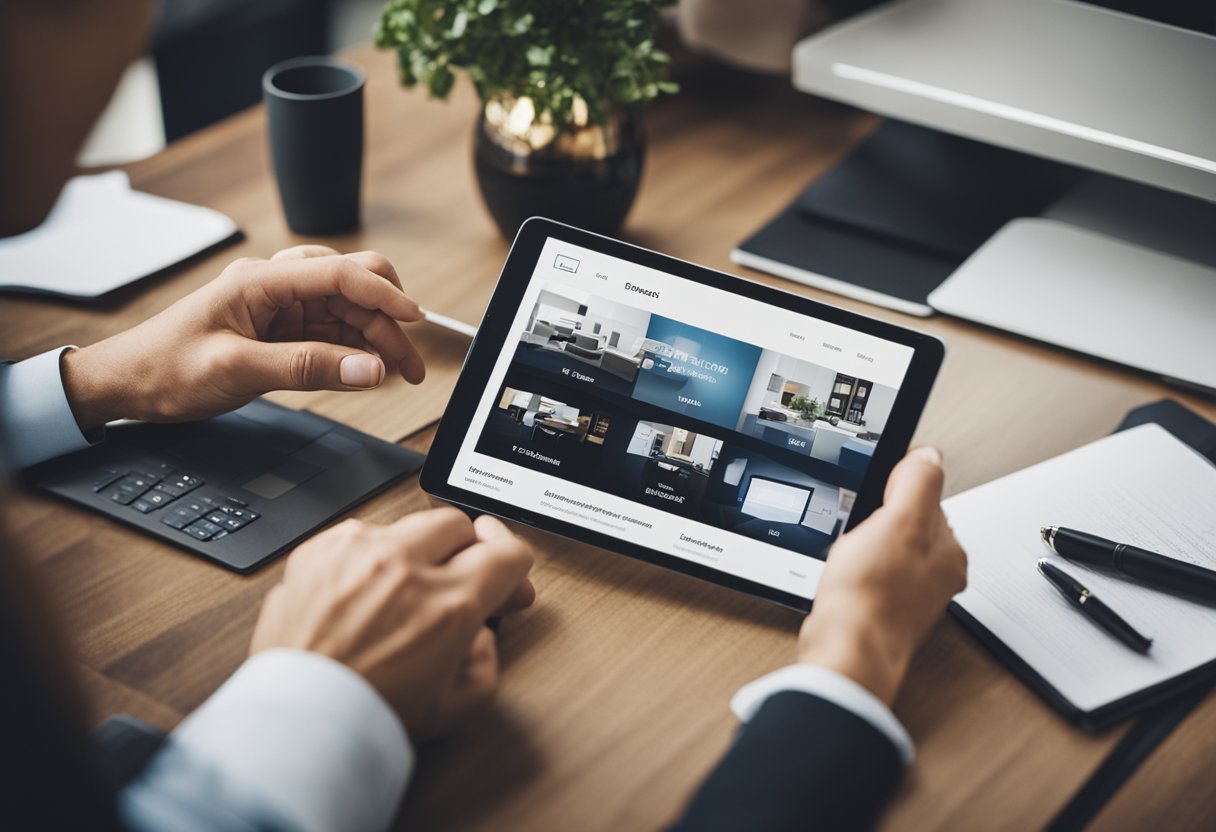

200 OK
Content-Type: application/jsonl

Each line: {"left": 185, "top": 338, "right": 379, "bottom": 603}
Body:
{"left": 688, "top": 436, "right": 722, "bottom": 469}
{"left": 802, "top": 482, "right": 840, "bottom": 534}
{"left": 628, "top": 421, "right": 665, "bottom": 456}
{"left": 776, "top": 355, "right": 836, "bottom": 408}
{"left": 533, "top": 287, "right": 587, "bottom": 330}
{"left": 583, "top": 296, "right": 651, "bottom": 352}
{"left": 736, "top": 349, "right": 784, "bottom": 429}
{"left": 863, "top": 384, "right": 897, "bottom": 433}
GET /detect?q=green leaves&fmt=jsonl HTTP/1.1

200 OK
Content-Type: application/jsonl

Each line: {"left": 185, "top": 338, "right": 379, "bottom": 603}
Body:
{"left": 375, "top": 0, "right": 678, "bottom": 125}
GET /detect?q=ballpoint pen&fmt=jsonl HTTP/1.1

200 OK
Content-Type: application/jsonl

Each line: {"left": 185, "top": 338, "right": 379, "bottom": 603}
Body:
{"left": 422, "top": 308, "right": 479, "bottom": 339}
{"left": 1036, "top": 558, "right": 1152, "bottom": 654}
{"left": 1042, "top": 526, "right": 1216, "bottom": 605}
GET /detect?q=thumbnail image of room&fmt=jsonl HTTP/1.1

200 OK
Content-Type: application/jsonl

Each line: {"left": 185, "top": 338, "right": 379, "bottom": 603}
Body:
{"left": 735, "top": 350, "right": 898, "bottom": 472}
{"left": 602, "top": 421, "right": 725, "bottom": 515}
{"left": 698, "top": 445, "right": 853, "bottom": 557}
{"left": 515, "top": 283, "right": 673, "bottom": 396}
{"left": 474, "top": 386, "right": 612, "bottom": 479}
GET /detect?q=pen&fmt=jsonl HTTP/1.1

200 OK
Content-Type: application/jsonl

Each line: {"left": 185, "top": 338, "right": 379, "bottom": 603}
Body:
{"left": 1036, "top": 559, "right": 1152, "bottom": 653}
{"left": 1042, "top": 526, "right": 1216, "bottom": 605}
{"left": 422, "top": 308, "right": 479, "bottom": 339}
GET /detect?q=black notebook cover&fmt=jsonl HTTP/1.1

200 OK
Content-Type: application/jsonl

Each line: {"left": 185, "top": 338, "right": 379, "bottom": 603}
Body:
{"left": 949, "top": 400, "right": 1216, "bottom": 732}
{"left": 731, "top": 120, "right": 1079, "bottom": 317}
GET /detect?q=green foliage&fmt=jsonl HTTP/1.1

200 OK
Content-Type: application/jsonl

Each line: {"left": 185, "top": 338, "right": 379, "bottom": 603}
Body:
{"left": 789, "top": 395, "right": 822, "bottom": 421}
{"left": 375, "top": 0, "right": 678, "bottom": 126}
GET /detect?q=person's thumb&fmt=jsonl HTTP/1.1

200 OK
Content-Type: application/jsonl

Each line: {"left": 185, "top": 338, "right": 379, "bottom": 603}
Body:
{"left": 883, "top": 445, "right": 945, "bottom": 515}
{"left": 244, "top": 340, "right": 386, "bottom": 392}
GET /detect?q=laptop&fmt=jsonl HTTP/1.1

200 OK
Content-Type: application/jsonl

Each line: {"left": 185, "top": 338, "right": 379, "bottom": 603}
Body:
{"left": 28, "top": 398, "right": 424, "bottom": 572}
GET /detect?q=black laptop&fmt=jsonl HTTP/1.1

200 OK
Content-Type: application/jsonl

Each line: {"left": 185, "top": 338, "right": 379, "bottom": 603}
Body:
{"left": 28, "top": 398, "right": 423, "bottom": 572}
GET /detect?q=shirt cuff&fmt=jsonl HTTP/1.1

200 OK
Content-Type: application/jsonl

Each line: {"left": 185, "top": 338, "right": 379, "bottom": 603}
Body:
{"left": 731, "top": 664, "right": 915, "bottom": 765}
{"left": 121, "top": 649, "right": 412, "bottom": 832}
{"left": 0, "top": 346, "right": 100, "bottom": 470}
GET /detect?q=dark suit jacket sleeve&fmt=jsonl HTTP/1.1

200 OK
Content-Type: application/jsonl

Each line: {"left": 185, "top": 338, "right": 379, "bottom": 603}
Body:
{"left": 669, "top": 691, "right": 904, "bottom": 832}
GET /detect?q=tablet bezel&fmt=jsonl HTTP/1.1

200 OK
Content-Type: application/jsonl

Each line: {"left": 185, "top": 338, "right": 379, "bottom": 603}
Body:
{"left": 421, "top": 218, "right": 944, "bottom": 612}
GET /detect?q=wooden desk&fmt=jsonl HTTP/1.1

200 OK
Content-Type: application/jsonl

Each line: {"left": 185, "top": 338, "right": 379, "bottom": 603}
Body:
{"left": 3, "top": 43, "right": 1215, "bottom": 830}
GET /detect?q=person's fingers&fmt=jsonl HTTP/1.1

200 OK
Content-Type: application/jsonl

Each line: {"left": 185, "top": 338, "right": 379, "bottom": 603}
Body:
{"left": 345, "top": 250, "right": 403, "bottom": 291}
{"left": 473, "top": 514, "right": 512, "bottom": 540}
{"left": 444, "top": 534, "right": 534, "bottom": 617}
{"left": 251, "top": 257, "right": 423, "bottom": 324}
{"left": 496, "top": 577, "right": 537, "bottom": 616}
{"left": 883, "top": 446, "right": 945, "bottom": 519}
{"left": 388, "top": 507, "right": 479, "bottom": 565}
{"left": 236, "top": 337, "right": 387, "bottom": 392}
{"left": 471, "top": 515, "right": 537, "bottom": 613}
{"left": 443, "top": 626, "right": 500, "bottom": 722}
{"left": 271, "top": 244, "right": 343, "bottom": 261}
{"left": 325, "top": 295, "right": 425, "bottom": 383}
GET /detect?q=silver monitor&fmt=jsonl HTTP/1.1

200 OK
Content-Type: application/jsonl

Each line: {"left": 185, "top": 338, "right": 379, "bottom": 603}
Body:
{"left": 791, "top": 0, "right": 1216, "bottom": 393}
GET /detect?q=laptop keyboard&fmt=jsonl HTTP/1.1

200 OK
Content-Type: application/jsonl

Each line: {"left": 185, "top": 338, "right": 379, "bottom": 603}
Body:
{"left": 93, "top": 462, "right": 258, "bottom": 542}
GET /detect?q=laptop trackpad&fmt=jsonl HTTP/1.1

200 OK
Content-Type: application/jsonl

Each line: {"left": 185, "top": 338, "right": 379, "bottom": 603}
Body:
{"left": 242, "top": 457, "right": 324, "bottom": 500}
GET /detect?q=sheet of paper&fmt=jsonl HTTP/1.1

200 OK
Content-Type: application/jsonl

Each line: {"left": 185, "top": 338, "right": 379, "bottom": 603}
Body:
{"left": 0, "top": 171, "right": 237, "bottom": 299}
{"left": 946, "top": 423, "right": 1216, "bottom": 713}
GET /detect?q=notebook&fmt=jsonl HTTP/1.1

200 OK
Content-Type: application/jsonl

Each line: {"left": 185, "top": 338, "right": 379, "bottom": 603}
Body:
{"left": 0, "top": 171, "right": 239, "bottom": 300}
{"left": 945, "top": 420, "right": 1216, "bottom": 730}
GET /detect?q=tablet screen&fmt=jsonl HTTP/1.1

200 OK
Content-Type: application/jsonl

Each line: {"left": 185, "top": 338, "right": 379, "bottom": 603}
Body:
{"left": 443, "top": 234, "right": 921, "bottom": 602}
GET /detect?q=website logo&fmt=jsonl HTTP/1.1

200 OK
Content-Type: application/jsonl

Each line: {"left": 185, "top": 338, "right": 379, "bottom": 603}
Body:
{"left": 554, "top": 255, "right": 580, "bottom": 274}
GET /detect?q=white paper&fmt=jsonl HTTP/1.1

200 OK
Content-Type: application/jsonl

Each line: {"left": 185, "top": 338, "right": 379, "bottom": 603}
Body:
{"left": 0, "top": 171, "right": 237, "bottom": 298}
{"left": 947, "top": 423, "right": 1216, "bottom": 713}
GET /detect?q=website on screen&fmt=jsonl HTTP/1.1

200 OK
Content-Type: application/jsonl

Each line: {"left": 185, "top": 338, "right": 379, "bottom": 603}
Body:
{"left": 448, "top": 238, "right": 915, "bottom": 598}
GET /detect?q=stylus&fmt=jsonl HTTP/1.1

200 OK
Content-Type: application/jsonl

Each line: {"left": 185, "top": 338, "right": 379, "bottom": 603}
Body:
{"left": 422, "top": 308, "right": 479, "bottom": 338}
{"left": 1036, "top": 559, "right": 1152, "bottom": 654}
{"left": 1042, "top": 526, "right": 1216, "bottom": 605}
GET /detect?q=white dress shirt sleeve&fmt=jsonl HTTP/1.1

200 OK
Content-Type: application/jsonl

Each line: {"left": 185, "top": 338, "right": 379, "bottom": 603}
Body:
{"left": 731, "top": 664, "right": 915, "bottom": 765}
{"left": 0, "top": 346, "right": 100, "bottom": 470}
{"left": 118, "top": 649, "right": 413, "bottom": 832}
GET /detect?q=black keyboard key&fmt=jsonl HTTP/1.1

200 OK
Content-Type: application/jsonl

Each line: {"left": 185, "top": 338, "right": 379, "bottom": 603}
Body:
{"left": 220, "top": 505, "right": 260, "bottom": 523}
{"left": 158, "top": 473, "right": 203, "bottom": 497}
{"left": 217, "top": 513, "right": 248, "bottom": 532}
{"left": 127, "top": 473, "right": 161, "bottom": 489}
{"left": 225, "top": 496, "right": 248, "bottom": 508}
{"left": 161, "top": 512, "right": 191, "bottom": 530}
{"left": 108, "top": 489, "right": 137, "bottom": 506}
{"left": 142, "top": 490, "right": 173, "bottom": 509}
{"left": 131, "top": 498, "right": 156, "bottom": 513}
{"left": 183, "top": 519, "right": 223, "bottom": 541}
{"left": 164, "top": 501, "right": 205, "bottom": 525}
{"left": 92, "top": 470, "right": 124, "bottom": 492}
{"left": 108, "top": 477, "right": 150, "bottom": 505}
{"left": 180, "top": 497, "right": 214, "bottom": 514}
{"left": 182, "top": 523, "right": 213, "bottom": 540}
{"left": 211, "top": 530, "right": 230, "bottom": 541}
{"left": 153, "top": 483, "right": 184, "bottom": 499}
{"left": 205, "top": 511, "right": 229, "bottom": 526}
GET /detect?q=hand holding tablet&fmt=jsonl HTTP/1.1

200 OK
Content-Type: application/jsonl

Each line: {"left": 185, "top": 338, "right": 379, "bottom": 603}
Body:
{"left": 422, "top": 219, "right": 944, "bottom": 611}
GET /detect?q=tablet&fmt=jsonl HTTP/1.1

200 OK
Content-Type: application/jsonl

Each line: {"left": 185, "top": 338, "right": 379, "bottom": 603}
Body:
{"left": 421, "top": 219, "right": 943, "bottom": 611}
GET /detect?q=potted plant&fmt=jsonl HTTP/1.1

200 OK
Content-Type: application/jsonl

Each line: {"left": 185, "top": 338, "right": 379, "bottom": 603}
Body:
{"left": 376, "top": 0, "right": 677, "bottom": 238}
{"left": 789, "top": 395, "right": 822, "bottom": 423}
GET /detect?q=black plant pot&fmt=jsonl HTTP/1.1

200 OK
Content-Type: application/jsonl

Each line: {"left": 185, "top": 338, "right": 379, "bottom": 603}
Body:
{"left": 473, "top": 101, "right": 644, "bottom": 239}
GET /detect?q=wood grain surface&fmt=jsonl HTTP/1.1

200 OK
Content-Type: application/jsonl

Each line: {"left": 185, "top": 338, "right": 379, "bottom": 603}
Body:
{"left": 3, "top": 43, "right": 1214, "bottom": 831}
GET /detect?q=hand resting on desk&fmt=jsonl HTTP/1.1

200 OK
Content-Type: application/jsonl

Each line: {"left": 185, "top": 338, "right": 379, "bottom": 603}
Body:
{"left": 251, "top": 508, "right": 536, "bottom": 740}
{"left": 60, "top": 244, "right": 425, "bottom": 430}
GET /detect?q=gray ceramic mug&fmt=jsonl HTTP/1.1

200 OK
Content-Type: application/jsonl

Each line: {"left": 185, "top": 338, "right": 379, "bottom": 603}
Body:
{"left": 263, "top": 56, "right": 365, "bottom": 235}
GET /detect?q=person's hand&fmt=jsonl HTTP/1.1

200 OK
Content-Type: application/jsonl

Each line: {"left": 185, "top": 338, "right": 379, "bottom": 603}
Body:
{"left": 250, "top": 508, "right": 536, "bottom": 739}
{"left": 60, "top": 246, "right": 426, "bottom": 430}
{"left": 797, "top": 447, "right": 967, "bottom": 706}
